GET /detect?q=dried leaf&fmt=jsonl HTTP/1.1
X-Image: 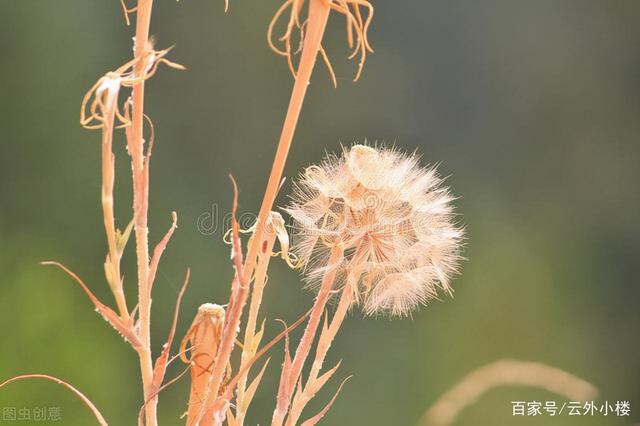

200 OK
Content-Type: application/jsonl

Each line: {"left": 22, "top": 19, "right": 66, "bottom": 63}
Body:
{"left": 240, "top": 358, "right": 271, "bottom": 413}
{"left": 307, "top": 360, "right": 342, "bottom": 397}
{"left": 277, "top": 319, "right": 294, "bottom": 410}
{"left": 151, "top": 269, "right": 190, "bottom": 392}
{"left": 115, "top": 218, "right": 135, "bottom": 257}
{"left": 104, "top": 255, "right": 117, "bottom": 289}
{"left": 148, "top": 211, "right": 178, "bottom": 293}
{"left": 41, "top": 261, "right": 141, "bottom": 349}
{"left": 252, "top": 319, "right": 266, "bottom": 352}
{"left": 226, "top": 406, "right": 238, "bottom": 426}
{"left": 300, "top": 376, "right": 352, "bottom": 426}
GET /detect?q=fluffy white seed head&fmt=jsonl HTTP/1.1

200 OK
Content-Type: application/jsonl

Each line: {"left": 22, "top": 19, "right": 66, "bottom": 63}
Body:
{"left": 284, "top": 144, "right": 464, "bottom": 317}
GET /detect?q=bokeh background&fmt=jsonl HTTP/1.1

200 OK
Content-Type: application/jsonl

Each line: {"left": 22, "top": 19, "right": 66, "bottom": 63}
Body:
{"left": 1, "top": 1, "right": 639, "bottom": 425}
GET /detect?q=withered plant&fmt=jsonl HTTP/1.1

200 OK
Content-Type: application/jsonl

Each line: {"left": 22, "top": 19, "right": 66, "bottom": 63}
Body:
{"left": 2, "top": 1, "right": 552, "bottom": 425}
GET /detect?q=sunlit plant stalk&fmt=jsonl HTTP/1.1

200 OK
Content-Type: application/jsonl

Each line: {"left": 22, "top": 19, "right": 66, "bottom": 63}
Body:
{"left": 195, "top": 1, "right": 375, "bottom": 422}
{"left": 234, "top": 212, "right": 294, "bottom": 424}
{"left": 45, "top": 1, "right": 187, "bottom": 425}
{"left": 195, "top": 0, "right": 335, "bottom": 421}
{"left": 286, "top": 284, "right": 354, "bottom": 425}
{"left": 128, "top": 2, "right": 157, "bottom": 422}
{"left": 271, "top": 245, "right": 343, "bottom": 426}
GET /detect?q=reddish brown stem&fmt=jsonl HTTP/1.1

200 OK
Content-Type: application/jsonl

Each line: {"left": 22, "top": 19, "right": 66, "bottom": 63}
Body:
{"left": 128, "top": 1, "right": 156, "bottom": 425}
{"left": 243, "top": 0, "right": 332, "bottom": 289}
{"left": 200, "top": 2, "right": 333, "bottom": 420}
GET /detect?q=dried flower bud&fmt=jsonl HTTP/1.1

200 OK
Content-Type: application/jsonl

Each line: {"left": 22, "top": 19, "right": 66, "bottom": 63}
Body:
{"left": 285, "top": 144, "right": 464, "bottom": 316}
{"left": 180, "top": 303, "right": 229, "bottom": 424}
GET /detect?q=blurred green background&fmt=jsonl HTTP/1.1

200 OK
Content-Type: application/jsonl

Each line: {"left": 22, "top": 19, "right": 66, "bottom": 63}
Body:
{"left": 1, "top": 1, "right": 639, "bottom": 425}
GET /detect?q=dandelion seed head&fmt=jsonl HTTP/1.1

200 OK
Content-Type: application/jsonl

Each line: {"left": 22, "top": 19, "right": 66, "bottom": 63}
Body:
{"left": 285, "top": 144, "right": 464, "bottom": 317}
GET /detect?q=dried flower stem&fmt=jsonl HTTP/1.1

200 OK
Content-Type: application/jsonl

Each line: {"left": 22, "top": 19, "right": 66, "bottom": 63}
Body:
{"left": 272, "top": 245, "right": 344, "bottom": 426}
{"left": 198, "top": 1, "right": 333, "bottom": 422}
{"left": 234, "top": 221, "right": 278, "bottom": 424}
{"left": 128, "top": 1, "right": 157, "bottom": 424}
{"left": 246, "top": 0, "right": 332, "bottom": 280}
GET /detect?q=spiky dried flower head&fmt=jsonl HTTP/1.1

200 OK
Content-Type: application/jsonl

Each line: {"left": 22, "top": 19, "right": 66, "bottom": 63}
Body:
{"left": 284, "top": 144, "right": 464, "bottom": 316}
{"left": 81, "top": 40, "right": 185, "bottom": 130}
{"left": 268, "top": 0, "right": 374, "bottom": 86}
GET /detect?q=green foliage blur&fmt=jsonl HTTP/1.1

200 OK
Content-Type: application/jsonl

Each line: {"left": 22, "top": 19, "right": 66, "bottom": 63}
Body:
{"left": 1, "top": 1, "right": 638, "bottom": 425}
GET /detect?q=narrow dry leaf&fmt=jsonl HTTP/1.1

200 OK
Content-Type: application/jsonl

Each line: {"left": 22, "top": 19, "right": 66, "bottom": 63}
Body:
{"left": 306, "top": 360, "right": 342, "bottom": 397}
{"left": 148, "top": 211, "right": 178, "bottom": 294}
{"left": 41, "top": 261, "right": 141, "bottom": 348}
{"left": 115, "top": 218, "right": 135, "bottom": 257}
{"left": 150, "top": 268, "right": 190, "bottom": 394}
{"left": 240, "top": 358, "right": 271, "bottom": 413}
{"left": 299, "top": 376, "right": 352, "bottom": 426}
{"left": 226, "top": 407, "right": 239, "bottom": 426}
{"left": 288, "top": 359, "right": 343, "bottom": 425}
{"left": 277, "top": 320, "right": 294, "bottom": 401}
